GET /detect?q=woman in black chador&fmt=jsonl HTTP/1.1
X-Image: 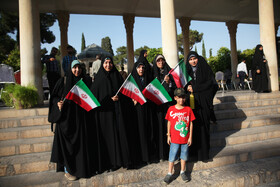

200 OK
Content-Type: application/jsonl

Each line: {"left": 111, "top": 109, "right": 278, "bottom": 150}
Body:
{"left": 185, "top": 51, "right": 216, "bottom": 162}
{"left": 152, "top": 54, "right": 176, "bottom": 160}
{"left": 49, "top": 60, "right": 96, "bottom": 180}
{"left": 90, "top": 56, "right": 131, "bottom": 172}
{"left": 252, "top": 44, "right": 269, "bottom": 93}
{"left": 131, "top": 60, "right": 159, "bottom": 164}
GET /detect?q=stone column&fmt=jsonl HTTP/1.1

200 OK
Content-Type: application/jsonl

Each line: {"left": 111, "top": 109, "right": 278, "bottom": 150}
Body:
{"left": 160, "top": 0, "right": 178, "bottom": 68}
{"left": 179, "top": 17, "right": 191, "bottom": 62}
{"left": 259, "top": 0, "right": 279, "bottom": 91}
{"left": 226, "top": 21, "right": 238, "bottom": 83}
{"left": 57, "top": 11, "right": 69, "bottom": 76}
{"left": 19, "top": 0, "right": 43, "bottom": 104}
{"left": 123, "top": 14, "right": 135, "bottom": 74}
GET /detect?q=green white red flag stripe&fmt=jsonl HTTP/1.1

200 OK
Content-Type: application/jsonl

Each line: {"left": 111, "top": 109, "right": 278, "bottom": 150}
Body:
{"left": 142, "top": 78, "right": 172, "bottom": 105}
{"left": 65, "top": 79, "right": 100, "bottom": 111}
{"left": 119, "top": 74, "right": 147, "bottom": 105}
{"left": 169, "top": 59, "right": 192, "bottom": 88}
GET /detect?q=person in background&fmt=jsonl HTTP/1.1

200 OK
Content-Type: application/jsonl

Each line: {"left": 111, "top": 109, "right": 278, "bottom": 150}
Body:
{"left": 91, "top": 54, "right": 102, "bottom": 80}
{"left": 62, "top": 45, "right": 77, "bottom": 76}
{"left": 252, "top": 44, "right": 269, "bottom": 93}
{"left": 164, "top": 88, "right": 195, "bottom": 184}
{"left": 185, "top": 51, "right": 215, "bottom": 162}
{"left": 42, "top": 47, "right": 60, "bottom": 95}
{"left": 237, "top": 59, "right": 248, "bottom": 90}
{"left": 119, "top": 66, "right": 128, "bottom": 80}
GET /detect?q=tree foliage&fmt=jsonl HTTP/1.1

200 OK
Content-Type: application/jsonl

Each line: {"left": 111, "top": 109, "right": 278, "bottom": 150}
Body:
{"left": 134, "top": 46, "right": 149, "bottom": 60}
{"left": 202, "top": 40, "right": 206, "bottom": 58}
{"left": 208, "top": 47, "right": 231, "bottom": 73}
{"left": 3, "top": 46, "right": 20, "bottom": 71}
{"left": 101, "top": 36, "right": 114, "bottom": 56}
{"left": 114, "top": 46, "right": 127, "bottom": 66}
{"left": 81, "top": 33, "right": 86, "bottom": 52}
{"left": 146, "top": 48, "right": 162, "bottom": 63}
{"left": 177, "top": 29, "right": 203, "bottom": 55}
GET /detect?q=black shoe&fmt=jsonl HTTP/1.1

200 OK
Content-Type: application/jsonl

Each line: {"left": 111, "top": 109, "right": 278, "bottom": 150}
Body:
{"left": 164, "top": 174, "right": 172, "bottom": 184}
{"left": 181, "top": 172, "right": 191, "bottom": 182}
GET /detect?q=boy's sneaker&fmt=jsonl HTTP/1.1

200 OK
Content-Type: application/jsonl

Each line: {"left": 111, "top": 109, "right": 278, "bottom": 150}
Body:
{"left": 163, "top": 174, "right": 172, "bottom": 184}
{"left": 181, "top": 172, "right": 191, "bottom": 182}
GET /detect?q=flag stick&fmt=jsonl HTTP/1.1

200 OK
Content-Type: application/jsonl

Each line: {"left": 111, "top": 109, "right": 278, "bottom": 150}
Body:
{"left": 115, "top": 73, "right": 131, "bottom": 96}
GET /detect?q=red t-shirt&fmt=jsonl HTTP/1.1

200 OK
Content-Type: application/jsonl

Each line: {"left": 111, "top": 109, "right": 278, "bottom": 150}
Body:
{"left": 165, "top": 105, "right": 195, "bottom": 144}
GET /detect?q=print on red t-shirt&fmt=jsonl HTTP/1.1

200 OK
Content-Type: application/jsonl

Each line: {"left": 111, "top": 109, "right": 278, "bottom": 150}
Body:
{"left": 165, "top": 106, "right": 195, "bottom": 144}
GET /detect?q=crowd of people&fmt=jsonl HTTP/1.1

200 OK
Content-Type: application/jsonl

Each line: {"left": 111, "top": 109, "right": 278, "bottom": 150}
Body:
{"left": 45, "top": 44, "right": 270, "bottom": 182}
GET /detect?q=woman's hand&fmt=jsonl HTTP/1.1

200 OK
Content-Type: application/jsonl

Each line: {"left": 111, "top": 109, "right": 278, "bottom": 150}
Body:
{"left": 256, "top": 69, "right": 261, "bottom": 74}
{"left": 111, "top": 95, "right": 119, "bottom": 102}
{"left": 187, "top": 85, "right": 193, "bottom": 93}
{"left": 57, "top": 100, "right": 64, "bottom": 111}
{"left": 132, "top": 99, "right": 137, "bottom": 105}
{"left": 164, "top": 75, "right": 170, "bottom": 84}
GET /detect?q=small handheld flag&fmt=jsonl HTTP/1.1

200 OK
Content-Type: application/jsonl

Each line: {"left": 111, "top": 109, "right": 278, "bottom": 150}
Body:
{"left": 65, "top": 79, "right": 100, "bottom": 111}
{"left": 142, "top": 78, "right": 172, "bottom": 105}
{"left": 169, "top": 59, "right": 192, "bottom": 88}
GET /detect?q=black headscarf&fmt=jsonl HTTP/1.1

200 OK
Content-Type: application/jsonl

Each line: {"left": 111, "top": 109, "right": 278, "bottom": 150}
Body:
{"left": 152, "top": 54, "right": 171, "bottom": 79}
{"left": 186, "top": 51, "right": 214, "bottom": 93}
{"left": 131, "top": 60, "right": 152, "bottom": 91}
{"left": 136, "top": 50, "right": 153, "bottom": 82}
{"left": 91, "top": 56, "right": 124, "bottom": 104}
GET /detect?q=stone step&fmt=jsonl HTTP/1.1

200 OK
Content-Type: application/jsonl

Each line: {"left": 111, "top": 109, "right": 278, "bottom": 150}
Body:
{"left": 0, "top": 136, "right": 53, "bottom": 157}
{"left": 0, "top": 115, "right": 50, "bottom": 129}
{"left": 211, "top": 113, "right": 280, "bottom": 132}
{"left": 215, "top": 104, "right": 280, "bottom": 120}
{"left": 211, "top": 124, "right": 280, "bottom": 147}
{"left": 0, "top": 107, "right": 48, "bottom": 119}
{"left": 120, "top": 156, "right": 280, "bottom": 187}
{"left": 0, "top": 152, "right": 55, "bottom": 177}
{"left": 1, "top": 156, "right": 280, "bottom": 187}
{"left": 214, "top": 98, "right": 280, "bottom": 111}
{"left": 0, "top": 137, "right": 279, "bottom": 178}
{"left": 213, "top": 91, "right": 280, "bottom": 104}
{"left": 0, "top": 125, "right": 52, "bottom": 141}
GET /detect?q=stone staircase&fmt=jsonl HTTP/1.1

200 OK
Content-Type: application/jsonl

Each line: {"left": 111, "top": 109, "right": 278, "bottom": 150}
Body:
{"left": 0, "top": 91, "right": 280, "bottom": 186}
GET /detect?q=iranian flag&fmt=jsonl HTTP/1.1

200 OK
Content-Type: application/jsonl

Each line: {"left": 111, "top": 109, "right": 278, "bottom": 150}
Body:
{"left": 142, "top": 78, "right": 172, "bottom": 105}
{"left": 65, "top": 79, "right": 100, "bottom": 111}
{"left": 169, "top": 59, "right": 192, "bottom": 88}
{"left": 119, "top": 74, "right": 147, "bottom": 105}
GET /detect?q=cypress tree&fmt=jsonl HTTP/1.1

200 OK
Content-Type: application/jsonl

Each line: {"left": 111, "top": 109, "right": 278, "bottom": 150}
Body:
{"left": 81, "top": 33, "right": 86, "bottom": 52}
{"left": 202, "top": 40, "right": 206, "bottom": 58}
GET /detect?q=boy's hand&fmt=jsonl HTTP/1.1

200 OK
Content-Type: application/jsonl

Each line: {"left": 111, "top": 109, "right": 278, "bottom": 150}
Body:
{"left": 187, "top": 138, "right": 192, "bottom": 146}
{"left": 167, "top": 135, "right": 171, "bottom": 145}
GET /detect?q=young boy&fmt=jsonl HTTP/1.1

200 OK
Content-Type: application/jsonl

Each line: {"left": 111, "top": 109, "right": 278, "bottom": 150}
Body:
{"left": 164, "top": 88, "right": 195, "bottom": 184}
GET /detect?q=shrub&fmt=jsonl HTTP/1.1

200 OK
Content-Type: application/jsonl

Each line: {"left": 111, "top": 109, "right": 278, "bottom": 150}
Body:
{"left": 1, "top": 84, "right": 38, "bottom": 109}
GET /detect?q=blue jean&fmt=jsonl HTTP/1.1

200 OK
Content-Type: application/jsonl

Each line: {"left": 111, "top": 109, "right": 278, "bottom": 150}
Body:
{"left": 168, "top": 143, "right": 189, "bottom": 162}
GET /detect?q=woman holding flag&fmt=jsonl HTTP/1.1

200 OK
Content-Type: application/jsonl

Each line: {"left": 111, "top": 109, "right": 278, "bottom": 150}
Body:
{"left": 152, "top": 54, "right": 176, "bottom": 160}
{"left": 185, "top": 51, "right": 216, "bottom": 162}
{"left": 131, "top": 60, "right": 159, "bottom": 164}
{"left": 90, "top": 56, "right": 131, "bottom": 172}
{"left": 49, "top": 60, "right": 96, "bottom": 180}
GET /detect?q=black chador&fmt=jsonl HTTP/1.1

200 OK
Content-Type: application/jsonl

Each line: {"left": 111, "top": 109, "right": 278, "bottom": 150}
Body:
{"left": 49, "top": 64, "right": 96, "bottom": 178}
{"left": 185, "top": 51, "right": 216, "bottom": 162}
{"left": 90, "top": 56, "right": 131, "bottom": 172}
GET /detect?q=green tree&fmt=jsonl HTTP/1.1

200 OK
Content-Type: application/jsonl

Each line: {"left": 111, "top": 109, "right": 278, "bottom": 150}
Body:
{"left": 81, "top": 33, "right": 86, "bottom": 52}
{"left": 3, "top": 46, "right": 20, "bottom": 71}
{"left": 239, "top": 48, "right": 255, "bottom": 71}
{"left": 114, "top": 46, "right": 127, "bottom": 66}
{"left": 177, "top": 30, "right": 203, "bottom": 55}
{"left": 101, "top": 36, "right": 114, "bottom": 56}
{"left": 208, "top": 47, "right": 231, "bottom": 73}
{"left": 195, "top": 46, "right": 198, "bottom": 53}
{"left": 0, "top": 11, "right": 57, "bottom": 63}
{"left": 146, "top": 48, "right": 162, "bottom": 63}
{"left": 202, "top": 40, "right": 206, "bottom": 58}
{"left": 209, "top": 48, "right": 213, "bottom": 57}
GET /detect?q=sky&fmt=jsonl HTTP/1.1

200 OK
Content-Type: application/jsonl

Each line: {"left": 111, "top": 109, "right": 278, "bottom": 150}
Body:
{"left": 42, "top": 14, "right": 280, "bottom": 58}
